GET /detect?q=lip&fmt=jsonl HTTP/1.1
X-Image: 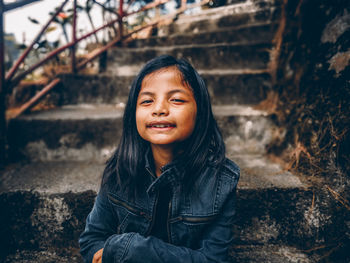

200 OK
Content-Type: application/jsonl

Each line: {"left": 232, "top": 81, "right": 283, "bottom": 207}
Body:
{"left": 146, "top": 121, "right": 176, "bottom": 129}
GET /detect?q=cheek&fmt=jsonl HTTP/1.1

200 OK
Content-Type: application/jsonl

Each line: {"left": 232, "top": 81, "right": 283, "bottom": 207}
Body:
{"left": 183, "top": 108, "right": 197, "bottom": 133}
{"left": 135, "top": 110, "right": 145, "bottom": 134}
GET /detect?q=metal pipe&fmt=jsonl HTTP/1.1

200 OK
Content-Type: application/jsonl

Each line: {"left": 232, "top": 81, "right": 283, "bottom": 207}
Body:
{"left": 0, "top": 0, "right": 6, "bottom": 164}
{"left": 10, "top": 16, "right": 120, "bottom": 86}
{"left": 10, "top": 78, "right": 61, "bottom": 119}
{"left": 77, "top": 19, "right": 159, "bottom": 70}
{"left": 118, "top": 0, "right": 124, "bottom": 38}
{"left": 5, "top": 0, "right": 69, "bottom": 83}
{"left": 71, "top": 0, "right": 77, "bottom": 73}
{"left": 72, "top": 0, "right": 209, "bottom": 71}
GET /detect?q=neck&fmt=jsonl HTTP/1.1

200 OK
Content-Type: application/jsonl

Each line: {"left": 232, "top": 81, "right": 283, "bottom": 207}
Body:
{"left": 151, "top": 145, "right": 174, "bottom": 177}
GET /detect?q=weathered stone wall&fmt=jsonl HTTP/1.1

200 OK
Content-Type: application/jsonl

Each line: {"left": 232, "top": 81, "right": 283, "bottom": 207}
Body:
{"left": 271, "top": 0, "right": 350, "bottom": 260}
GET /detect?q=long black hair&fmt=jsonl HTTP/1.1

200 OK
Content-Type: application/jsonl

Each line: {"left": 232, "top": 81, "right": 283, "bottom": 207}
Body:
{"left": 102, "top": 55, "right": 225, "bottom": 193}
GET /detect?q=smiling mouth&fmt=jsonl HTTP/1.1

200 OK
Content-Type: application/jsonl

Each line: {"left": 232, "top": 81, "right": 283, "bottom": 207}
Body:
{"left": 147, "top": 123, "right": 176, "bottom": 128}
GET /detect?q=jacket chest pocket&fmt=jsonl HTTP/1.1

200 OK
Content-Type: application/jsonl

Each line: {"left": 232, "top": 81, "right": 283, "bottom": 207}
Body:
{"left": 107, "top": 193, "right": 151, "bottom": 235}
{"left": 170, "top": 214, "right": 218, "bottom": 249}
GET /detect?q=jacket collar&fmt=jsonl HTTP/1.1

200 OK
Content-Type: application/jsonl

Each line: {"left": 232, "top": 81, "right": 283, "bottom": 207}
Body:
{"left": 144, "top": 147, "right": 185, "bottom": 194}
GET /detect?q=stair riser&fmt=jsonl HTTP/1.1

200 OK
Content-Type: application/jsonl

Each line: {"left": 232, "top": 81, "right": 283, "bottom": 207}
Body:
{"left": 8, "top": 118, "right": 123, "bottom": 162}
{"left": 0, "top": 187, "right": 344, "bottom": 257}
{"left": 129, "top": 24, "right": 278, "bottom": 47}
{"left": 52, "top": 73, "right": 271, "bottom": 106}
{"left": 206, "top": 73, "right": 271, "bottom": 104}
{"left": 54, "top": 75, "right": 133, "bottom": 105}
{"left": 233, "top": 188, "right": 349, "bottom": 249}
{"left": 106, "top": 44, "right": 272, "bottom": 73}
{"left": 158, "top": 5, "right": 281, "bottom": 36}
{"left": 0, "top": 191, "right": 95, "bottom": 258}
{"left": 8, "top": 114, "right": 276, "bottom": 162}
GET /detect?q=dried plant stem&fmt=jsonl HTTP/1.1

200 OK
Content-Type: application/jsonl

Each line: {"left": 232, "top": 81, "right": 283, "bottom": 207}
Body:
{"left": 325, "top": 185, "right": 350, "bottom": 211}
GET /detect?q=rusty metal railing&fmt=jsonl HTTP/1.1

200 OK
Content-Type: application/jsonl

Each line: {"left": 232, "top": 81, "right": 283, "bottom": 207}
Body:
{"left": 1, "top": 0, "right": 209, "bottom": 120}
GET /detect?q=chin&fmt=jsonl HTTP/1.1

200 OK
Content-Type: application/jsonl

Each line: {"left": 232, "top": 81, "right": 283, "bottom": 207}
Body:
{"left": 150, "top": 140, "right": 176, "bottom": 146}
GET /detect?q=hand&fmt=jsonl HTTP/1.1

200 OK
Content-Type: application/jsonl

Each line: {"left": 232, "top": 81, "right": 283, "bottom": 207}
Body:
{"left": 92, "top": 248, "right": 103, "bottom": 263}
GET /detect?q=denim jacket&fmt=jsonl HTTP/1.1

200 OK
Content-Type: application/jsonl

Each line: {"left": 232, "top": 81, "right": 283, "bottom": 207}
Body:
{"left": 79, "top": 156, "right": 240, "bottom": 263}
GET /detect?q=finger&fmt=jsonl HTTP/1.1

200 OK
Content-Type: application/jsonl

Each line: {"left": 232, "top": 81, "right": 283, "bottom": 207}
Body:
{"left": 93, "top": 249, "right": 103, "bottom": 263}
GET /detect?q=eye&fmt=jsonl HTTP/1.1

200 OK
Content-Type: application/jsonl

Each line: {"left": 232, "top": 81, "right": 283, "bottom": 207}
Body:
{"left": 140, "top": 99, "right": 153, "bottom": 105}
{"left": 171, "top": 98, "right": 185, "bottom": 103}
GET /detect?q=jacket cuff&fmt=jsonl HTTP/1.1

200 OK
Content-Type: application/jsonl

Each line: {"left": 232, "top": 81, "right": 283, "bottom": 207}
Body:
{"left": 102, "top": 233, "right": 136, "bottom": 263}
{"left": 81, "top": 242, "right": 104, "bottom": 263}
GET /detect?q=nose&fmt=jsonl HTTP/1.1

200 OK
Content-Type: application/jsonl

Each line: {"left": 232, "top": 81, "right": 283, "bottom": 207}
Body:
{"left": 152, "top": 99, "right": 169, "bottom": 116}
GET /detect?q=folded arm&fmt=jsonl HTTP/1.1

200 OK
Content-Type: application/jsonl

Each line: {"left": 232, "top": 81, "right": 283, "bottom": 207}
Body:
{"left": 80, "top": 181, "right": 238, "bottom": 263}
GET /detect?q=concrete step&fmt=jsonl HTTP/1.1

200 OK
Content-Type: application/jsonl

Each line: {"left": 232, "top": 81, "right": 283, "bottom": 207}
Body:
{"left": 2, "top": 248, "right": 82, "bottom": 263}
{"left": 1, "top": 155, "right": 345, "bottom": 262}
{"left": 50, "top": 70, "right": 271, "bottom": 106}
{"left": 127, "top": 23, "right": 278, "bottom": 47}
{"left": 2, "top": 245, "right": 322, "bottom": 263}
{"left": 230, "top": 244, "right": 322, "bottom": 263}
{"left": 7, "top": 104, "right": 279, "bottom": 162}
{"left": 105, "top": 43, "right": 272, "bottom": 74}
{"left": 157, "top": 1, "right": 281, "bottom": 36}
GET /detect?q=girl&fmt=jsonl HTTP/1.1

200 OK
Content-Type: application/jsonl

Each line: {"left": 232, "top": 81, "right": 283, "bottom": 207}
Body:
{"left": 79, "top": 55, "right": 240, "bottom": 263}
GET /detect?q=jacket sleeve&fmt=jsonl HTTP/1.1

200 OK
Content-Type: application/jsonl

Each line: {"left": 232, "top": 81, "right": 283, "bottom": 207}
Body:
{"left": 79, "top": 187, "right": 119, "bottom": 263}
{"left": 101, "top": 175, "right": 239, "bottom": 263}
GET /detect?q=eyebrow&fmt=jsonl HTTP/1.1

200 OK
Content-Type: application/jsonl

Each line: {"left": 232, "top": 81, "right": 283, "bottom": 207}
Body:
{"left": 138, "top": 89, "right": 190, "bottom": 96}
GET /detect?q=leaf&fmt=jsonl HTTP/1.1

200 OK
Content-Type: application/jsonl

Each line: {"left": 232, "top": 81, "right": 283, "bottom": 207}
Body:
{"left": 45, "top": 26, "right": 57, "bottom": 33}
{"left": 28, "top": 17, "right": 40, "bottom": 24}
{"left": 57, "top": 12, "right": 68, "bottom": 19}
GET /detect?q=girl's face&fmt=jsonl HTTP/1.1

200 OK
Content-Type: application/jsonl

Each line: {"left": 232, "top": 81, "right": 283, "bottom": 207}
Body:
{"left": 136, "top": 67, "right": 197, "bottom": 148}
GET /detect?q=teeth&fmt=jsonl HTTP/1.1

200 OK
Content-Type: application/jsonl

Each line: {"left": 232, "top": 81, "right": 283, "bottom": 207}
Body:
{"left": 153, "top": 124, "right": 170, "bottom": 128}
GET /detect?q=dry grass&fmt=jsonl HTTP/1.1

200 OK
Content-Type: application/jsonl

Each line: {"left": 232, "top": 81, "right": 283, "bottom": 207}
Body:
{"left": 325, "top": 185, "right": 350, "bottom": 211}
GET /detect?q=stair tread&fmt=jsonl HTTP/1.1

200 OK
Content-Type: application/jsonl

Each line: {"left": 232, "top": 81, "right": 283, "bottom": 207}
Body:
{"left": 16, "top": 104, "right": 269, "bottom": 121}
{"left": 176, "top": 1, "right": 281, "bottom": 22}
{"left": 111, "top": 42, "right": 272, "bottom": 51}
{"left": 0, "top": 152, "right": 307, "bottom": 195}
{"left": 127, "top": 22, "right": 278, "bottom": 47}
{"left": 62, "top": 68, "right": 270, "bottom": 77}
{"left": 154, "top": 21, "right": 277, "bottom": 37}
{"left": 99, "top": 67, "right": 269, "bottom": 77}
{"left": 3, "top": 244, "right": 317, "bottom": 263}
{"left": 3, "top": 248, "right": 82, "bottom": 263}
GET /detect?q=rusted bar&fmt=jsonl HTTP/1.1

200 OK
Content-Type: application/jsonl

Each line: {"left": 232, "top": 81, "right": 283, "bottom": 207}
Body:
{"left": 77, "top": 37, "right": 121, "bottom": 70}
{"left": 77, "top": 0, "right": 209, "bottom": 70}
{"left": 6, "top": 0, "right": 69, "bottom": 83}
{"left": 77, "top": 20, "right": 160, "bottom": 70}
{"left": 9, "top": 78, "right": 61, "bottom": 119}
{"left": 0, "top": 0, "right": 6, "bottom": 164}
{"left": 71, "top": 0, "right": 77, "bottom": 73}
{"left": 4, "top": 0, "right": 42, "bottom": 12}
{"left": 10, "top": 17, "right": 120, "bottom": 86}
{"left": 118, "top": 0, "right": 124, "bottom": 38}
{"left": 126, "top": 0, "right": 170, "bottom": 17}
